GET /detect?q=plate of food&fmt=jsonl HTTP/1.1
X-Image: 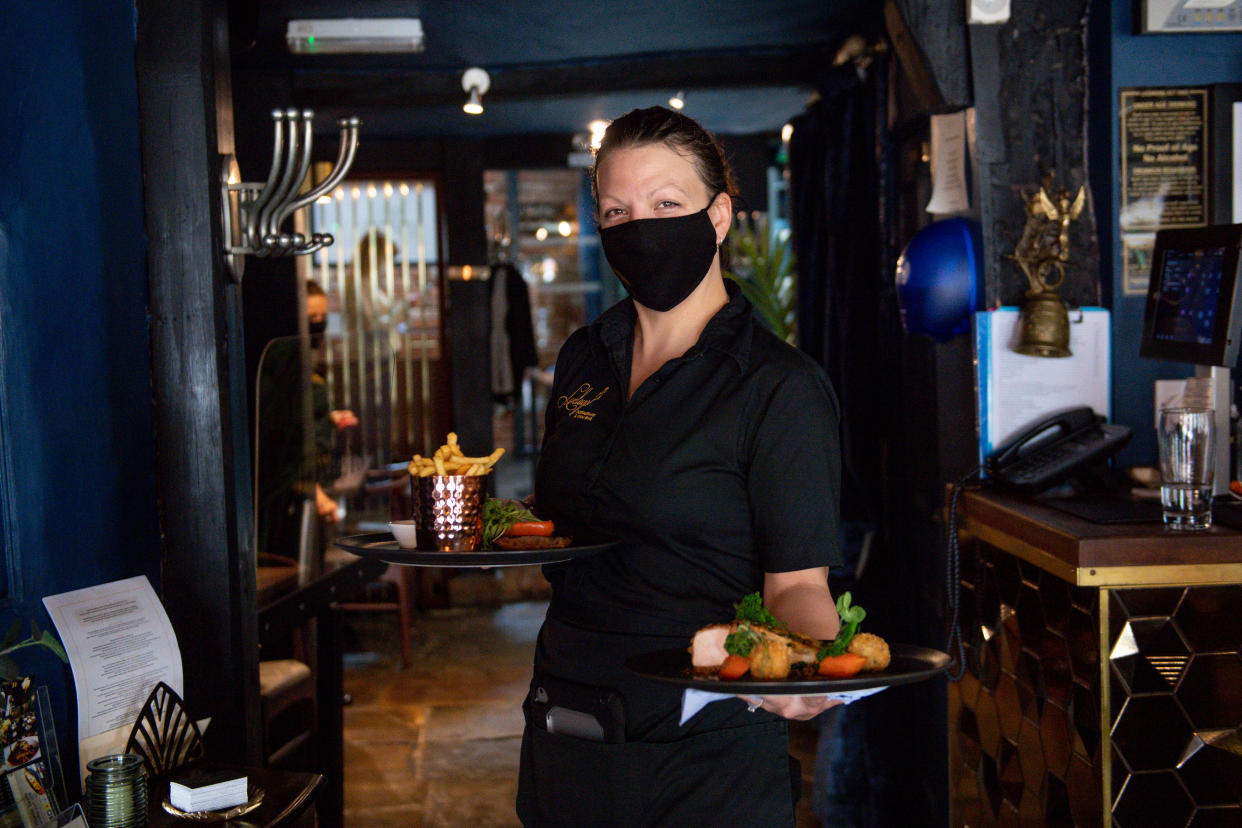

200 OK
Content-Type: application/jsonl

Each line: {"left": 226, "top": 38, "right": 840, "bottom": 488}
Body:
{"left": 334, "top": 532, "right": 617, "bottom": 568}
{"left": 626, "top": 593, "right": 951, "bottom": 694}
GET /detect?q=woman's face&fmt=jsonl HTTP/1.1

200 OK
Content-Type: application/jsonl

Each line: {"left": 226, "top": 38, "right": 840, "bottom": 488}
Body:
{"left": 306, "top": 294, "right": 328, "bottom": 325}
{"left": 596, "top": 143, "right": 730, "bottom": 239}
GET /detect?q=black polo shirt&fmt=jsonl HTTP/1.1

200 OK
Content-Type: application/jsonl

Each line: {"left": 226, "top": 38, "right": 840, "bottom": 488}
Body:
{"left": 535, "top": 283, "right": 843, "bottom": 640}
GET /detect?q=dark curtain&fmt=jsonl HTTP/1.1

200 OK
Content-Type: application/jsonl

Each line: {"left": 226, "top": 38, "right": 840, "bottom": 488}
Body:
{"left": 790, "top": 61, "right": 884, "bottom": 526}
{"left": 792, "top": 55, "right": 948, "bottom": 828}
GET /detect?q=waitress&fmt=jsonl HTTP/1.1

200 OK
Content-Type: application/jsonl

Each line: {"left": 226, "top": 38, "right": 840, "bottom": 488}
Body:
{"left": 517, "top": 106, "right": 843, "bottom": 827}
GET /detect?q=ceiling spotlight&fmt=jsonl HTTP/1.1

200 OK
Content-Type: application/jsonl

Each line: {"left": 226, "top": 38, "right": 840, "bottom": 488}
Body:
{"left": 462, "top": 67, "right": 490, "bottom": 115}
{"left": 668, "top": 90, "right": 685, "bottom": 110}
{"left": 588, "top": 119, "right": 609, "bottom": 150}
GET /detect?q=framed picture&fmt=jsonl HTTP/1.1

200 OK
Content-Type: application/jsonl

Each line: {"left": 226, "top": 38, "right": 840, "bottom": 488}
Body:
{"left": 1140, "top": 0, "right": 1242, "bottom": 33}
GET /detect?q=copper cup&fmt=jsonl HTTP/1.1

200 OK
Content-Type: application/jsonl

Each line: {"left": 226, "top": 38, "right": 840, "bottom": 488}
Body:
{"left": 414, "top": 474, "right": 485, "bottom": 551}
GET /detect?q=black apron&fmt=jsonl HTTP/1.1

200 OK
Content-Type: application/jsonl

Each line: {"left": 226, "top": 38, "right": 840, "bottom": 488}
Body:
{"left": 516, "top": 615, "right": 798, "bottom": 827}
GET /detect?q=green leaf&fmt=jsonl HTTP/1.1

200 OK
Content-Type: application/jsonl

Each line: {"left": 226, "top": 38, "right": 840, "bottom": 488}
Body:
{"left": 0, "top": 621, "right": 20, "bottom": 651}
{"left": 481, "top": 498, "right": 538, "bottom": 548}
{"left": 819, "top": 592, "right": 867, "bottom": 659}
{"left": 0, "top": 657, "right": 17, "bottom": 683}
{"left": 38, "top": 631, "right": 68, "bottom": 663}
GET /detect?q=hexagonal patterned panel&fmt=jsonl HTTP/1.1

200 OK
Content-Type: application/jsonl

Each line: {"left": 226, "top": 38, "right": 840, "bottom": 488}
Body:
{"left": 1178, "top": 730, "right": 1242, "bottom": 806}
{"left": 1177, "top": 653, "right": 1242, "bottom": 731}
{"left": 1174, "top": 586, "right": 1242, "bottom": 653}
{"left": 1113, "top": 771, "right": 1193, "bottom": 828}
{"left": 1112, "top": 695, "right": 1194, "bottom": 772}
{"left": 1113, "top": 586, "right": 1187, "bottom": 620}
{"left": 951, "top": 542, "right": 1242, "bottom": 827}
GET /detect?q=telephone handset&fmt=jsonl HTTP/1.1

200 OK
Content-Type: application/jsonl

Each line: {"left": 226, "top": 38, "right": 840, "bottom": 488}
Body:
{"left": 986, "top": 407, "right": 1133, "bottom": 492}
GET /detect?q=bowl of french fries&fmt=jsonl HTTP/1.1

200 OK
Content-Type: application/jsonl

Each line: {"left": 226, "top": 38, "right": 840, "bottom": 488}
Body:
{"left": 407, "top": 433, "right": 505, "bottom": 552}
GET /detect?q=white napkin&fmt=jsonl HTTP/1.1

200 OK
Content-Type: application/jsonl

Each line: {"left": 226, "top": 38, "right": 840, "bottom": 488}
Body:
{"left": 679, "top": 686, "right": 887, "bottom": 726}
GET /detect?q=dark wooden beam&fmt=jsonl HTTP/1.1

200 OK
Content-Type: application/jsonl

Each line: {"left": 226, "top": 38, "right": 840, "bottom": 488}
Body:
{"left": 135, "top": 0, "right": 262, "bottom": 765}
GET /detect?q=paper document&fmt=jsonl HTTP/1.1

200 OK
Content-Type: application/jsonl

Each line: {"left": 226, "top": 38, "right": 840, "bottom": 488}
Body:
{"left": 925, "top": 111, "right": 970, "bottom": 215}
{"left": 42, "top": 576, "right": 182, "bottom": 779}
{"left": 975, "top": 307, "right": 1112, "bottom": 464}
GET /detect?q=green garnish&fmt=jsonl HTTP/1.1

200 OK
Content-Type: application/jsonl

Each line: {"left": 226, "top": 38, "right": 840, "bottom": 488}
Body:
{"left": 733, "top": 592, "right": 782, "bottom": 629}
{"left": 818, "top": 592, "right": 867, "bottom": 659}
{"left": 724, "top": 624, "right": 759, "bottom": 656}
{"left": 481, "top": 498, "right": 538, "bottom": 549}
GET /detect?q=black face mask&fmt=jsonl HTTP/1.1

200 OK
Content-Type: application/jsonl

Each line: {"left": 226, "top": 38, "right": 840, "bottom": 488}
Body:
{"left": 308, "top": 319, "right": 327, "bottom": 348}
{"left": 599, "top": 207, "right": 719, "bottom": 312}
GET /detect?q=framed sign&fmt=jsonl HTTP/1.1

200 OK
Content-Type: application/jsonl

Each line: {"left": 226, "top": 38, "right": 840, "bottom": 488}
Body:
{"left": 1141, "top": 0, "right": 1242, "bottom": 33}
{"left": 1119, "top": 87, "right": 1210, "bottom": 294}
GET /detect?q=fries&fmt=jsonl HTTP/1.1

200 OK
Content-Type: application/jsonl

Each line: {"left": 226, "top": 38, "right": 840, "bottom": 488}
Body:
{"left": 408, "top": 432, "right": 505, "bottom": 477}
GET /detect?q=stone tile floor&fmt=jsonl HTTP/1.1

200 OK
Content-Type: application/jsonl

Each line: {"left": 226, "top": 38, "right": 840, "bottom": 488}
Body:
{"left": 341, "top": 596, "right": 823, "bottom": 827}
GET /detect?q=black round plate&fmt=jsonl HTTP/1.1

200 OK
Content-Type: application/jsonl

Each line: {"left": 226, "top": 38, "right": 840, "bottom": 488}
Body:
{"left": 334, "top": 532, "right": 617, "bottom": 568}
{"left": 625, "top": 643, "right": 951, "bottom": 694}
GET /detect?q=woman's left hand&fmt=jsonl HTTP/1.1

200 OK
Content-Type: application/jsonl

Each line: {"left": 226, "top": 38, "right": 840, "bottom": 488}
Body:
{"left": 738, "top": 695, "right": 843, "bottom": 721}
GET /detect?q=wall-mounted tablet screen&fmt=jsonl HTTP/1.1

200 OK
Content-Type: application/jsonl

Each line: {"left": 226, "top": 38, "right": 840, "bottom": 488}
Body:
{"left": 1139, "top": 224, "right": 1242, "bottom": 367}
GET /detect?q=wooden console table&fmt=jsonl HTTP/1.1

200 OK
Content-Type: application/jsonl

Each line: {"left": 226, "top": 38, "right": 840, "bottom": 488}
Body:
{"left": 952, "top": 488, "right": 1242, "bottom": 828}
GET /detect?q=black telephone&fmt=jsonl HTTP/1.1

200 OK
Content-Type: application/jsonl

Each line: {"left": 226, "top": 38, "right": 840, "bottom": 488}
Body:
{"left": 986, "top": 407, "right": 1133, "bottom": 492}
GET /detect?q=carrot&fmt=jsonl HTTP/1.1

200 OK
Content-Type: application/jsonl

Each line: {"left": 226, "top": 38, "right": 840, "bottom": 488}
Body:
{"left": 817, "top": 653, "right": 866, "bottom": 679}
{"left": 717, "top": 654, "right": 750, "bottom": 680}
{"left": 504, "top": 520, "right": 555, "bottom": 537}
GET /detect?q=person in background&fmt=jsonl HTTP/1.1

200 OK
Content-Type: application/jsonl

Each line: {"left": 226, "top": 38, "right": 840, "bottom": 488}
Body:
{"left": 305, "top": 279, "right": 357, "bottom": 523}
{"left": 517, "top": 106, "right": 844, "bottom": 826}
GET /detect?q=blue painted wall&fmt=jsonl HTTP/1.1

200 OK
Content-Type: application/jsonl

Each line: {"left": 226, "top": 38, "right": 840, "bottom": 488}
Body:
{"left": 1099, "top": 0, "right": 1242, "bottom": 467}
{"left": 0, "top": 2, "right": 163, "bottom": 793}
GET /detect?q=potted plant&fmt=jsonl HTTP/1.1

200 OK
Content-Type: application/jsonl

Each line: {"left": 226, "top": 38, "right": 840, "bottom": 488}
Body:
{"left": 725, "top": 211, "right": 797, "bottom": 345}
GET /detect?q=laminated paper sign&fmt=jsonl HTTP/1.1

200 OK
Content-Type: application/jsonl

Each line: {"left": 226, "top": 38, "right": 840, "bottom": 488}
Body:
{"left": 42, "top": 576, "right": 183, "bottom": 782}
{"left": 974, "top": 307, "right": 1112, "bottom": 466}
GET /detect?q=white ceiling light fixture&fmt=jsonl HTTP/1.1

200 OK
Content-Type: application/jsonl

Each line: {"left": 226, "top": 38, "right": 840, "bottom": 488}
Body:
{"left": 588, "top": 119, "right": 609, "bottom": 150}
{"left": 668, "top": 90, "right": 685, "bottom": 110}
{"left": 286, "top": 18, "right": 425, "bottom": 54}
{"left": 462, "top": 67, "right": 490, "bottom": 115}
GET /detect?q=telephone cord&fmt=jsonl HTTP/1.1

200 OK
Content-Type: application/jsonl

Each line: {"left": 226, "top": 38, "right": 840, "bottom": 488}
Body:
{"left": 945, "top": 464, "right": 983, "bottom": 682}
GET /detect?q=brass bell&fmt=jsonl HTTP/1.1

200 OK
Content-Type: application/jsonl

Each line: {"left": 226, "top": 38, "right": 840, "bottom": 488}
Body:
{"left": 1016, "top": 291, "right": 1072, "bottom": 358}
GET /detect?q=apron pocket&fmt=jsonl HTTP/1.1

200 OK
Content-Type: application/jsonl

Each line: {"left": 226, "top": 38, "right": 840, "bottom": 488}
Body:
{"left": 519, "top": 722, "right": 642, "bottom": 827}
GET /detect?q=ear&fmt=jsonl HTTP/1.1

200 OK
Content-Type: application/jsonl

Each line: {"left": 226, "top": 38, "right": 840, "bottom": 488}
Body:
{"left": 708, "top": 192, "right": 733, "bottom": 245}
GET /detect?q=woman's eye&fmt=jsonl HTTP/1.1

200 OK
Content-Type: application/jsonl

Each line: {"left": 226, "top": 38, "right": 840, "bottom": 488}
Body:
{"left": 657, "top": 200, "right": 680, "bottom": 209}
{"left": 602, "top": 208, "right": 625, "bottom": 219}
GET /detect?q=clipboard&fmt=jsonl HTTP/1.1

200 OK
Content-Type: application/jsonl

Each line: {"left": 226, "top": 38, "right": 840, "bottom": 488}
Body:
{"left": 975, "top": 307, "right": 1112, "bottom": 466}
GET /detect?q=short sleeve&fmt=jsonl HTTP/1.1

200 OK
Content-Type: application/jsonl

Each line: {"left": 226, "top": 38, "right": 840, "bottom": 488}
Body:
{"left": 745, "top": 363, "right": 842, "bottom": 572}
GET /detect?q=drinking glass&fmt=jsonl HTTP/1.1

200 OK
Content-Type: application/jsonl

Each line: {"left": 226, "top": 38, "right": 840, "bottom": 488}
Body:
{"left": 1158, "top": 407, "right": 1215, "bottom": 530}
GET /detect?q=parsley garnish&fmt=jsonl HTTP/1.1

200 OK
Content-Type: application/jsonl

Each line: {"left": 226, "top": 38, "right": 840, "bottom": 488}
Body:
{"left": 733, "top": 592, "right": 782, "bottom": 629}
{"left": 724, "top": 624, "right": 759, "bottom": 656}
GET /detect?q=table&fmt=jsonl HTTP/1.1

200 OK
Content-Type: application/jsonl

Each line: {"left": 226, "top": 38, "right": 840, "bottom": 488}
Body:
{"left": 145, "top": 764, "right": 323, "bottom": 828}
{"left": 950, "top": 488, "right": 1242, "bottom": 827}
{"left": 256, "top": 551, "right": 387, "bottom": 828}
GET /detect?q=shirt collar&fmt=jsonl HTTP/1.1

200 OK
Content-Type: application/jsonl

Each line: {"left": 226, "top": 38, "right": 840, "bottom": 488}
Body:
{"left": 595, "top": 279, "right": 753, "bottom": 371}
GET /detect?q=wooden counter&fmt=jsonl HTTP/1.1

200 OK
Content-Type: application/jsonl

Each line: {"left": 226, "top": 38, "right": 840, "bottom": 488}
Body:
{"left": 950, "top": 487, "right": 1242, "bottom": 828}
{"left": 957, "top": 488, "right": 1242, "bottom": 586}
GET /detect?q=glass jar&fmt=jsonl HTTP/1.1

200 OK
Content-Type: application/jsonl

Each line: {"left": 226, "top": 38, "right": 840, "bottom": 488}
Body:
{"left": 84, "top": 753, "right": 147, "bottom": 828}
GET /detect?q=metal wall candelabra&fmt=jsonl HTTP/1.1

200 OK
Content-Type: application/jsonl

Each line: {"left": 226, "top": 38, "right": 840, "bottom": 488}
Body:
{"left": 220, "top": 109, "right": 360, "bottom": 280}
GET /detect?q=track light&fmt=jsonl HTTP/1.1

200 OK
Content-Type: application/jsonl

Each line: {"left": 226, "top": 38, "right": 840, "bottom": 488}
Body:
{"left": 668, "top": 90, "right": 685, "bottom": 110}
{"left": 462, "top": 67, "right": 490, "bottom": 115}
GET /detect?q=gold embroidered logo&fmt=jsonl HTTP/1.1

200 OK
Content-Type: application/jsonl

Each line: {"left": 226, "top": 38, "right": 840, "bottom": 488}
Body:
{"left": 558, "top": 383, "right": 610, "bottom": 421}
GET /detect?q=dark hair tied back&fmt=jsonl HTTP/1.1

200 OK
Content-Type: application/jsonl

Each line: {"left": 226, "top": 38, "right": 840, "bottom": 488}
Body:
{"left": 590, "top": 106, "right": 738, "bottom": 211}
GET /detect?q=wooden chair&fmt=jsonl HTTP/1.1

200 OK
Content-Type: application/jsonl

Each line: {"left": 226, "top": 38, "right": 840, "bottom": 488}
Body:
{"left": 258, "top": 658, "right": 317, "bottom": 769}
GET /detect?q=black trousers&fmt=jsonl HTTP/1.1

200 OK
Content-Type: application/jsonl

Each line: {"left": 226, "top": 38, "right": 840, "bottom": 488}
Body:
{"left": 515, "top": 616, "right": 797, "bottom": 827}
